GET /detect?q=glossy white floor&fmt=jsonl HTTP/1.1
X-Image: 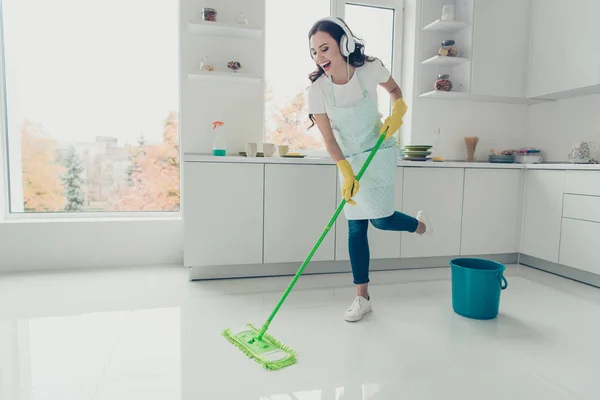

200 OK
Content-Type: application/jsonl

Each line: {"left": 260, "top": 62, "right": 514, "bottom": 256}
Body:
{"left": 1, "top": 264, "right": 600, "bottom": 400}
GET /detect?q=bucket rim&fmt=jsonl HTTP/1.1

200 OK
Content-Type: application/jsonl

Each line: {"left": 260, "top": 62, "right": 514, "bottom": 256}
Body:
{"left": 450, "top": 257, "right": 506, "bottom": 272}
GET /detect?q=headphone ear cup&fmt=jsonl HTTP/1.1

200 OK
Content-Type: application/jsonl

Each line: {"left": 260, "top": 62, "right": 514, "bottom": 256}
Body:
{"left": 340, "top": 34, "right": 349, "bottom": 57}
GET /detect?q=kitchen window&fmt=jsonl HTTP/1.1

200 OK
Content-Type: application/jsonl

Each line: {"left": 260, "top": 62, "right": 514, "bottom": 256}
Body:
{"left": 264, "top": 0, "right": 402, "bottom": 154}
{"left": 0, "top": 0, "right": 179, "bottom": 215}
{"left": 264, "top": 0, "right": 332, "bottom": 152}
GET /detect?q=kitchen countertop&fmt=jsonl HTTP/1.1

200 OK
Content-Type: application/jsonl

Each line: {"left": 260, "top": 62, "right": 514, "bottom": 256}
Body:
{"left": 183, "top": 153, "right": 600, "bottom": 171}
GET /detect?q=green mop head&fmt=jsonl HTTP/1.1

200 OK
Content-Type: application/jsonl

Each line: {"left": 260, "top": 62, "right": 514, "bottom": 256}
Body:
{"left": 222, "top": 324, "right": 297, "bottom": 371}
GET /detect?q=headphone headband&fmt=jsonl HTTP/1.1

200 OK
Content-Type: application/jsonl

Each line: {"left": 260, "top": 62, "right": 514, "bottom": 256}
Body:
{"left": 315, "top": 17, "right": 356, "bottom": 57}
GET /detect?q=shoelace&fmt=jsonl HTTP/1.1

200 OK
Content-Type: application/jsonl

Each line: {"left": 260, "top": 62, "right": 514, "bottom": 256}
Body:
{"left": 348, "top": 297, "right": 365, "bottom": 312}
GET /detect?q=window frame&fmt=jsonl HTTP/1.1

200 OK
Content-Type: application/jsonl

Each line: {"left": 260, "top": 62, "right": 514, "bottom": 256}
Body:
{"left": 284, "top": 0, "right": 404, "bottom": 158}
{"left": 0, "top": 2, "right": 9, "bottom": 221}
{"left": 0, "top": 1, "right": 182, "bottom": 221}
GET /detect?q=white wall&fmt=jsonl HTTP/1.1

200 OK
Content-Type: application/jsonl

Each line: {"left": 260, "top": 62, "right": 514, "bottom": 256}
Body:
{"left": 410, "top": 99, "right": 528, "bottom": 161}
{"left": 0, "top": 219, "right": 183, "bottom": 273}
{"left": 527, "top": 93, "right": 600, "bottom": 162}
{"left": 400, "top": 0, "right": 416, "bottom": 147}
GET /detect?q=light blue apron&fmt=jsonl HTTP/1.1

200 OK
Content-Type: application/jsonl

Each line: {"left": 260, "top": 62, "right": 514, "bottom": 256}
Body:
{"left": 327, "top": 68, "right": 398, "bottom": 220}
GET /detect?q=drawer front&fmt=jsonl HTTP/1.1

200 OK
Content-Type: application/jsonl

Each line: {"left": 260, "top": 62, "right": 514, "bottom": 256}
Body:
{"left": 565, "top": 171, "right": 600, "bottom": 196}
{"left": 563, "top": 194, "right": 600, "bottom": 223}
{"left": 559, "top": 218, "right": 600, "bottom": 275}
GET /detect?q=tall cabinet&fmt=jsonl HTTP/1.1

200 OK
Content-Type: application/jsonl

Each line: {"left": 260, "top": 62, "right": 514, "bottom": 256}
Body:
{"left": 528, "top": 0, "right": 600, "bottom": 99}
{"left": 470, "top": 0, "right": 530, "bottom": 99}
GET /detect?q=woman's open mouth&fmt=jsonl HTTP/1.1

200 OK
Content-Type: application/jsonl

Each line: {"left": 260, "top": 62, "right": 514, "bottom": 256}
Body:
{"left": 320, "top": 61, "right": 331, "bottom": 72}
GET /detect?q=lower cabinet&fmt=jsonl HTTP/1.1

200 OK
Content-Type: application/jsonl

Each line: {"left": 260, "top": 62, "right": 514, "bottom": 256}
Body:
{"left": 460, "top": 169, "right": 523, "bottom": 255}
{"left": 263, "top": 164, "right": 337, "bottom": 264}
{"left": 401, "top": 168, "right": 464, "bottom": 258}
{"left": 558, "top": 172, "right": 600, "bottom": 274}
{"left": 559, "top": 218, "right": 600, "bottom": 275}
{"left": 521, "top": 170, "right": 565, "bottom": 263}
{"left": 183, "top": 162, "right": 264, "bottom": 267}
{"left": 184, "top": 162, "right": 600, "bottom": 286}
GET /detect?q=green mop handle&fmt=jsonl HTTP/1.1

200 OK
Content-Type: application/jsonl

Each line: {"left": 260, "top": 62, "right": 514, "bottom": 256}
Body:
{"left": 257, "top": 131, "right": 388, "bottom": 340}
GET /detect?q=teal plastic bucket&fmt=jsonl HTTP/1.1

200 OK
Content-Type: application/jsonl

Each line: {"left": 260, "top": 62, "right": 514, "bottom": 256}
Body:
{"left": 450, "top": 258, "right": 508, "bottom": 320}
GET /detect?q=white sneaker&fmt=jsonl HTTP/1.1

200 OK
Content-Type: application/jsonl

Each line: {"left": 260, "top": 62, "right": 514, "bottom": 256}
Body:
{"left": 344, "top": 296, "right": 372, "bottom": 322}
{"left": 416, "top": 211, "right": 433, "bottom": 236}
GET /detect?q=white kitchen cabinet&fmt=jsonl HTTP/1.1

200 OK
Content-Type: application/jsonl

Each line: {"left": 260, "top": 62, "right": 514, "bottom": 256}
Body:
{"left": 183, "top": 162, "right": 264, "bottom": 267}
{"left": 559, "top": 218, "right": 600, "bottom": 275}
{"left": 564, "top": 171, "right": 600, "bottom": 197}
{"left": 263, "top": 164, "right": 337, "bottom": 264}
{"left": 470, "top": 0, "right": 529, "bottom": 98}
{"left": 563, "top": 194, "right": 600, "bottom": 224}
{"left": 461, "top": 169, "right": 522, "bottom": 255}
{"left": 528, "top": 0, "right": 600, "bottom": 99}
{"left": 401, "top": 168, "right": 464, "bottom": 258}
{"left": 335, "top": 168, "right": 403, "bottom": 261}
{"left": 521, "top": 170, "right": 565, "bottom": 263}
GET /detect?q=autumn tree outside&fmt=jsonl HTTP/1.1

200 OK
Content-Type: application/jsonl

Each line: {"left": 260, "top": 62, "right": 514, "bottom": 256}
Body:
{"left": 16, "top": 112, "right": 180, "bottom": 213}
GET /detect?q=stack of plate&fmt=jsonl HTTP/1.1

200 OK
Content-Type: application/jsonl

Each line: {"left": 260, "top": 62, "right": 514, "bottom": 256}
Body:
{"left": 401, "top": 145, "right": 433, "bottom": 161}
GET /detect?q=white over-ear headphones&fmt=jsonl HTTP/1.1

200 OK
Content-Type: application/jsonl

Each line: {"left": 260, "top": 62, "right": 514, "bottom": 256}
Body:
{"left": 316, "top": 17, "right": 356, "bottom": 57}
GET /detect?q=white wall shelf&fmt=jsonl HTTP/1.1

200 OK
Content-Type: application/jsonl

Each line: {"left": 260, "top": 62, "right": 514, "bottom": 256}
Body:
{"left": 417, "top": 0, "right": 540, "bottom": 103}
{"left": 188, "top": 20, "right": 263, "bottom": 39}
{"left": 187, "top": 70, "right": 262, "bottom": 83}
{"left": 421, "top": 55, "right": 468, "bottom": 66}
{"left": 420, "top": 90, "right": 549, "bottom": 104}
{"left": 423, "top": 19, "right": 469, "bottom": 32}
{"left": 420, "top": 90, "right": 469, "bottom": 100}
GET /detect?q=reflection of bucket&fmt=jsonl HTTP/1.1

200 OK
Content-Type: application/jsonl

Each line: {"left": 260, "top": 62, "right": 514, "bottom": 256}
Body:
{"left": 450, "top": 258, "right": 508, "bottom": 320}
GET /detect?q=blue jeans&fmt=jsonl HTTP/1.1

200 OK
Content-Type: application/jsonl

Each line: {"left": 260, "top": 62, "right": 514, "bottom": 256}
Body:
{"left": 348, "top": 211, "right": 418, "bottom": 285}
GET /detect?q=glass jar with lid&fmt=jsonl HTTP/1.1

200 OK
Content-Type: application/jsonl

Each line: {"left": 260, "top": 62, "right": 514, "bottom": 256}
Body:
{"left": 200, "top": 56, "right": 214, "bottom": 72}
{"left": 438, "top": 40, "right": 458, "bottom": 57}
{"left": 434, "top": 74, "right": 453, "bottom": 92}
{"left": 202, "top": 8, "right": 217, "bottom": 22}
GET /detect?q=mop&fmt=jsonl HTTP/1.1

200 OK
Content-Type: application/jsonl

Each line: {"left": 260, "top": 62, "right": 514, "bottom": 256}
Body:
{"left": 222, "top": 130, "right": 389, "bottom": 371}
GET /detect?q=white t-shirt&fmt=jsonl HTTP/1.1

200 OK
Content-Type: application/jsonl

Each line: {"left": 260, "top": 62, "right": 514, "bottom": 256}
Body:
{"left": 307, "top": 58, "right": 390, "bottom": 115}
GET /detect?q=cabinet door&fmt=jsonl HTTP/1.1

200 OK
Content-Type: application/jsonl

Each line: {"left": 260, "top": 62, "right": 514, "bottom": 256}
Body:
{"left": 471, "top": 0, "right": 529, "bottom": 98}
{"left": 521, "top": 170, "right": 565, "bottom": 262}
{"left": 559, "top": 218, "right": 600, "bottom": 275}
{"left": 401, "top": 168, "right": 464, "bottom": 258}
{"left": 335, "top": 168, "right": 403, "bottom": 261}
{"left": 461, "top": 169, "right": 522, "bottom": 255}
{"left": 528, "top": 0, "right": 600, "bottom": 98}
{"left": 183, "top": 162, "right": 264, "bottom": 267}
{"left": 264, "top": 164, "right": 337, "bottom": 263}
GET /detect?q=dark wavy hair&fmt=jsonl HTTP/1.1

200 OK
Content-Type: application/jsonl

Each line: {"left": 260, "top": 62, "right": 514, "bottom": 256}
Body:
{"left": 307, "top": 18, "right": 377, "bottom": 128}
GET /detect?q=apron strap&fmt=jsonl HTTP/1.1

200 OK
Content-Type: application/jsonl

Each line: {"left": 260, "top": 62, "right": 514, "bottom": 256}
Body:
{"left": 354, "top": 67, "right": 368, "bottom": 98}
{"left": 328, "top": 76, "right": 336, "bottom": 107}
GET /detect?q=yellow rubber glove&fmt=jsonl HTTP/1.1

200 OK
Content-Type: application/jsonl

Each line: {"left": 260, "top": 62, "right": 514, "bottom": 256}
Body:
{"left": 337, "top": 160, "right": 359, "bottom": 205}
{"left": 380, "top": 98, "right": 408, "bottom": 139}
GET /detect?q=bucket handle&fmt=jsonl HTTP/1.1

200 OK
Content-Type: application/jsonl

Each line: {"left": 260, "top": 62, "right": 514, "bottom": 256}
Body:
{"left": 498, "top": 273, "right": 508, "bottom": 290}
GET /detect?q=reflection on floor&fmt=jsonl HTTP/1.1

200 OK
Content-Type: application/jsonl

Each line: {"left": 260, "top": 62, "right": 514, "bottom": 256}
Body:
{"left": 0, "top": 264, "right": 599, "bottom": 399}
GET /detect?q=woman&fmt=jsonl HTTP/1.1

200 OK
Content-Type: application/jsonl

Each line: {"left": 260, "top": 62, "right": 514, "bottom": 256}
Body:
{"left": 307, "top": 17, "right": 433, "bottom": 322}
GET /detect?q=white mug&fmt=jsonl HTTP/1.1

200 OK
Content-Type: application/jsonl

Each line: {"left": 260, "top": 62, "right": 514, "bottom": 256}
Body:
{"left": 246, "top": 142, "right": 257, "bottom": 157}
{"left": 263, "top": 143, "right": 276, "bottom": 157}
